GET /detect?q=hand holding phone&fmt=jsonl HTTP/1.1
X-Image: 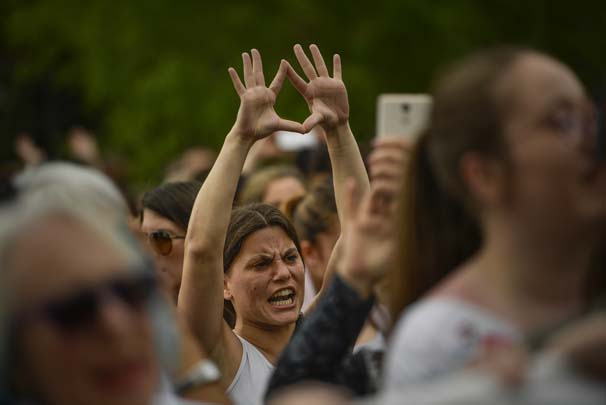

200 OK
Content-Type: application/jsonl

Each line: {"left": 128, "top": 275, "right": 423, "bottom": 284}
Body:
{"left": 376, "top": 94, "right": 432, "bottom": 139}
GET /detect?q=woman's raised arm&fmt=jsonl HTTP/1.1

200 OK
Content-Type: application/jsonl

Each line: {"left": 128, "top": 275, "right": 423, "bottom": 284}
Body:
{"left": 178, "top": 49, "right": 303, "bottom": 374}
{"left": 286, "top": 44, "right": 370, "bottom": 303}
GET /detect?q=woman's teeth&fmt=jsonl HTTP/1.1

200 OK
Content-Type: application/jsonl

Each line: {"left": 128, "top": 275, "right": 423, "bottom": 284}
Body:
{"left": 268, "top": 288, "right": 295, "bottom": 306}
{"left": 270, "top": 297, "right": 294, "bottom": 306}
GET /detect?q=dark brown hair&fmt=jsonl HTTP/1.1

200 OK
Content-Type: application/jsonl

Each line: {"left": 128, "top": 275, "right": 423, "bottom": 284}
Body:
{"left": 140, "top": 181, "right": 202, "bottom": 230}
{"left": 222, "top": 203, "right": 303, "bottom": 326}
{"left": 427, "top": 47, "right": 527, "bottom": 206}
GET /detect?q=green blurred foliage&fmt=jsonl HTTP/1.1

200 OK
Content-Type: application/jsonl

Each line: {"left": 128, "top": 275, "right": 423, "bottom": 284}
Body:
{"left": 1, "top": 0, "right": 605, "bottom": 185}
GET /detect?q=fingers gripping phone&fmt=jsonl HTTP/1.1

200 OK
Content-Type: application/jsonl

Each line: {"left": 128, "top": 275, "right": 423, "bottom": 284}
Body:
{"left": 376, "top": 94, "right": 433, "bottom": 139}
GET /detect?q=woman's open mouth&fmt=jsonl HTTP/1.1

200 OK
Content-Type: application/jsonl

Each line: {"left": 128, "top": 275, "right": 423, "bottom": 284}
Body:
{"left": 268, "top": 287, "right": 296, "bottom": 308}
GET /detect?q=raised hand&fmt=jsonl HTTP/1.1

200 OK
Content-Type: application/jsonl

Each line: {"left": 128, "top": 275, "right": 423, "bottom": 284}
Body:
{"left": 229, "top": 49, "right": 304, "bottom": 142}
{"left": 338, "top": 139, "right": 409, "bottom": 297}
{"left": 286, "top": 44, "right": 349, "bottom": 133}
{"left": 367, "top": 137, "right": 413, "bottom": 189}
{"left": 339, "top": 179, "right": 397, "bottom": 298}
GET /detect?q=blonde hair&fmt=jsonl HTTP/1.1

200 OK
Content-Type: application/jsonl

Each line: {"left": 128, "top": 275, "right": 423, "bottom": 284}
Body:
{"left": 289, "top": 176, "right": 337, "bottom": 244}
{"left": 239, "top": 165, "right": 304, "bottom": 205}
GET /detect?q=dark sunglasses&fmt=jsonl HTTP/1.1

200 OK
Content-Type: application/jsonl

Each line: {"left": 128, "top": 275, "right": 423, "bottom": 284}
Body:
{"left": 147, "top": 230, "right": 185, "bottom": 256}
{"left": 13, "top": 273, "right": 157, "bottom": 334}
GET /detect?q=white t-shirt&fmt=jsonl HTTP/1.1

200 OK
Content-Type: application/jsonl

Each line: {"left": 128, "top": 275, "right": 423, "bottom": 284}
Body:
{"left": 384, "top": 297, "right": 520, "bottom": 389}
{"left": 363, "top": 354, "right": 606, "bottom": 405}
{"left": 226, "top": 334, "right": 275, "bottom": 405}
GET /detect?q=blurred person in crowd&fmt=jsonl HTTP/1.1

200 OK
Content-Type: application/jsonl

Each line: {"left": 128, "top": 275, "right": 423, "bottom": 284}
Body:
{"left": 0, "top": 201, "right": 161, "bottom": 405}
{"left": 241, "top": 125, "right": 326, "bottom": 176}
{"left": 66, "top": 126, "right": 139, "bottom": 217}
{"left": 286, "top": 169, "right": 390, "bottom": 349}
{"left": 269, "top": 45, "right": 606, "bottom": 404}
{"left": 14, "top": 132, "right": 48, "bottom": 169}
{"left": 266, "top": 138, "right": 406, "bottom": 401}
{"left": 267, "top": 382, "right": 349, "bottom": 405}
{"left": 67, "top": 126, "right": 104, "bottom": 169}
{"left": 238, "top": 164, "right": 306, "bottom": 212}
{"left": 178, "top": 44, "right": 369, "bottom": 405}
{"left": 13, "top": 126, "right": 138, "bottom": 223}
{"left": 288, "top": 176, "right": 339, "bottom": 310}
{"left": 8, "top": 165, "right": 228, "bottom": 404}
{"left": 241, "top": 135, "right": 284, "bottom": 175}
{"left": 0, "top": 201, "right": 230, "bottom": 404}
{"left": 294, "top": 142, "right": 332, "bottom": 182}
{"left": 164, "top": 147, "right": 217, "bottom": 183}
{"left": 383, "top": 47, "right": 606, "bottom": 388}
{"left": 140, "top": 181, "right": 202, "bottom": 303}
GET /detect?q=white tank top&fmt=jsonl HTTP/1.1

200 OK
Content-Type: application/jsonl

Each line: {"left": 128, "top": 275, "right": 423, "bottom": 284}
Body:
{"left": 226, "top": 334, "right": 275, "bottom": 405}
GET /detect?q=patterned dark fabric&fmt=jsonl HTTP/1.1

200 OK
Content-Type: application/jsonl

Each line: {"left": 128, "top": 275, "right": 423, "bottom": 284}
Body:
{"left": 265, "top": 274, "right": 383, "bottom": 400}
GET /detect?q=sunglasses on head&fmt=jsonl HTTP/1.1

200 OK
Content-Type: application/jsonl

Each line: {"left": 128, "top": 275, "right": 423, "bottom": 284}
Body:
{"left": 147, "top": 230, "right": 185, "bottom": 256}
{"left": 13, "top": 273, "right": 157, "bottom": 334}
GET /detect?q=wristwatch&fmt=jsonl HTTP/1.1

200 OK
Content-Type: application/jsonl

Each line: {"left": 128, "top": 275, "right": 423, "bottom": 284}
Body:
{"left": 175, "top": 359, "right": 221, "bottom": 394}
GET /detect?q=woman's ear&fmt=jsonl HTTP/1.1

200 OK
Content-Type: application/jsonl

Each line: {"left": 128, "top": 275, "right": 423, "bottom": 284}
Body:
{"left": 460, "top": 151, "right": 507, "bottom": 207}
{"left": 223, "top": 276, "right": 232, "bottom": 300}
{"left": 301, "top": 240, "right": 318, "bottom": 267}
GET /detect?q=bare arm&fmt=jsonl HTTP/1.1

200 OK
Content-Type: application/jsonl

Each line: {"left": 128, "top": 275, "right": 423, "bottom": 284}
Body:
{"left": 286, "top": 45, "right": 370, "bottom": 310}
{"left": 178, "top": 49, "right": 303, "bottom": 376}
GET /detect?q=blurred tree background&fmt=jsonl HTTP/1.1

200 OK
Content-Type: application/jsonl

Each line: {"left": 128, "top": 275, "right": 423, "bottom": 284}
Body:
{"left": 1, "top": 0, "right": 605, "bottom": 186}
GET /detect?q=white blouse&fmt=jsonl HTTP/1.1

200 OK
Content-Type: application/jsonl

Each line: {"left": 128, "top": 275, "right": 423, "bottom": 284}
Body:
{"left": 384, "top": 297, "right": 520, "bottom": 389}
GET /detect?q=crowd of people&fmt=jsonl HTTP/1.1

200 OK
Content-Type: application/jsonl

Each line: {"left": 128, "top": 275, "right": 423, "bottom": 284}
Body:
{"left": 1, "top": 43, "right": 605, "bottom": 405}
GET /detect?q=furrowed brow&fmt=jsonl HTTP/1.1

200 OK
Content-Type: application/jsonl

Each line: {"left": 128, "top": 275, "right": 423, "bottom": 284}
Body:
{"left": 283, "top": 247, "right": 298, "bottom": 256}
{"left": 245, "top": 253, "right": 275, "bottom": 267}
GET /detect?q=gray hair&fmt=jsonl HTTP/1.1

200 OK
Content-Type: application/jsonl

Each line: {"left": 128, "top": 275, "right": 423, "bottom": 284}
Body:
{"left": 14, "top": 162, "right": 129, "bottom": 225}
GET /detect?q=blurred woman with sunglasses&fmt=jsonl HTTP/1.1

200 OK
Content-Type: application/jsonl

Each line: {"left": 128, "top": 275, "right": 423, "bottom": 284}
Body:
{"left": 178, "top": 45, "right": 369, "bottom": 405}
{"left": 384, "top": 47, "right": 606, "bottom": 388}
{"left": 0, "top": 200, "right": 162, "bottom": 405}
{"left": 3, "top": 168, "right": 230, "bottom": 404}
{"left": 140, "top": 181, "right": 201, "bottom": 302}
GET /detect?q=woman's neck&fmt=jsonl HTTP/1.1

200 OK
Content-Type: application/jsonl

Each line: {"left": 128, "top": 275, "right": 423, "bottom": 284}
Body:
{"left": 234, "top": 319, "right": 296, "bottom": 364}
{"left": 446, "top": 222, "right": 596, "bottom": 332}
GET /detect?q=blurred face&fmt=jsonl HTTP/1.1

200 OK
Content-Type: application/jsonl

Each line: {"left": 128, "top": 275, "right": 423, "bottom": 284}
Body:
{"left": 140, "top": 209, "right": 185, "bottom": 301}
{"left": 496, "top": 54, "right": 606, "bottom": 232}
{"left": 263, "top": 177, "right": 306, "bottom": 211}
{"left": 225, "top": 227, "right": 305, "bottom": 328}
{"left": 9, "top": 216, "right": 159, "bottom": 405}
{"left": 303, "top": 222, "right": 340, "bottom": 291}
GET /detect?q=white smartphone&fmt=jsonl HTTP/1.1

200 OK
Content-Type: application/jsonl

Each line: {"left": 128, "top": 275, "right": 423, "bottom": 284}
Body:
{"left": 376, "top": 94, "right": 433, "bottom": 139}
